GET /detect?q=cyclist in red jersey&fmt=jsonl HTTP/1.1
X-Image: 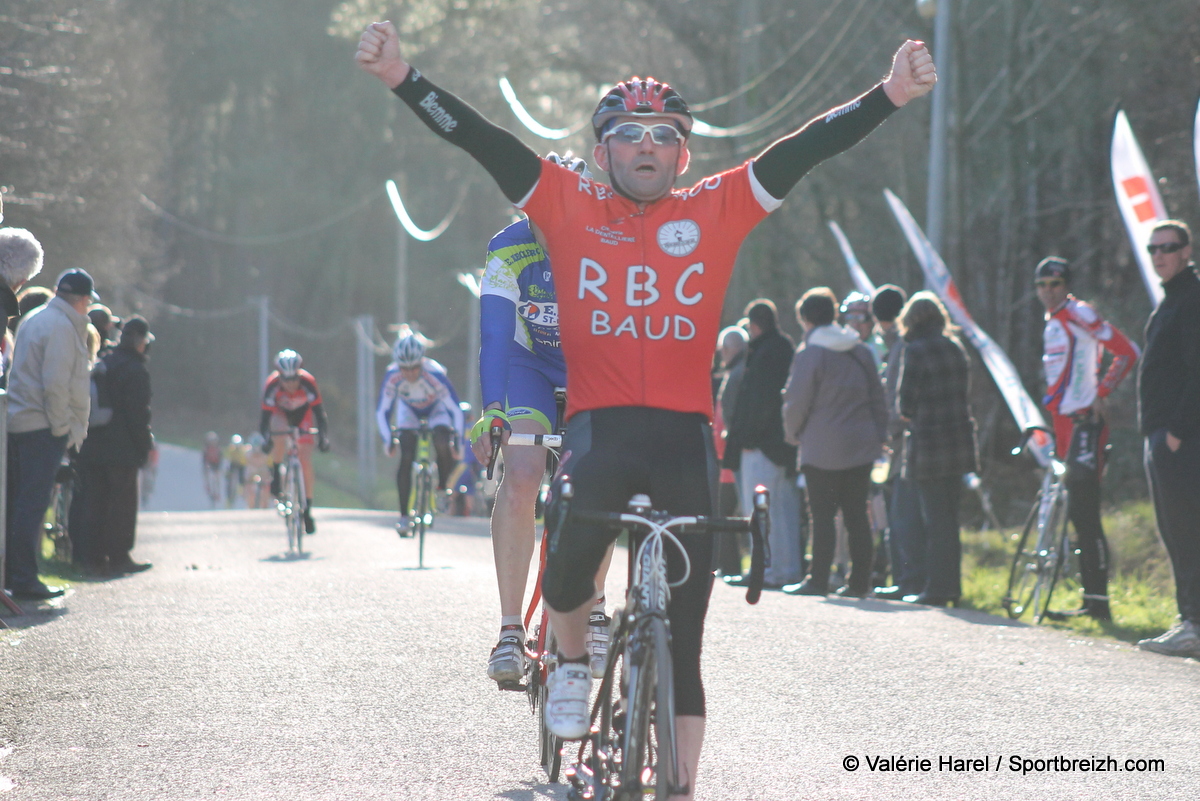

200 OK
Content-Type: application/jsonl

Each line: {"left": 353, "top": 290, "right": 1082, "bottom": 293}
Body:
{"left": 1034, "top": 257, "right": 1139, "bottom": 621}
{"left": 260, "top": 349, "right": 331, "bottom": 535}
{"left": 358, "top": 25, "right": 934, "bottom": 798}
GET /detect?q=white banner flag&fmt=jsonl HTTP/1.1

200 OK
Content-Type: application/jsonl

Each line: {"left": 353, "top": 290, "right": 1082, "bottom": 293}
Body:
{"left": 827, "top": 220, "right": 877, "bottom": 296}
{"left": 884, "top": 189, "right": 1054, "bottom": 466}
{"left": 1111, "top": 110, "right": 1166, "bottom": 306}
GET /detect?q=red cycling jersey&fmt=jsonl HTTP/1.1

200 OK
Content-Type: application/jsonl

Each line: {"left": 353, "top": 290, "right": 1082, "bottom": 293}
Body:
{"left": 1042, "top": 296, "right": 1139, "bottom": 457}
{"left": 262, "top": 369, "right": 323, "bottom": 440}
{"left": 518, "top": 161, "right": 780, "bottom": 421}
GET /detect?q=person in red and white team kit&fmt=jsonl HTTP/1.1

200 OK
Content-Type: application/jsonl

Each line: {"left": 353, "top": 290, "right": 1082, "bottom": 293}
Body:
{"left": 259, "top": 349, "right": 331, "bottom": 535}
{"left": 1035, "top": 257, "right": 1139, "bottom": 622}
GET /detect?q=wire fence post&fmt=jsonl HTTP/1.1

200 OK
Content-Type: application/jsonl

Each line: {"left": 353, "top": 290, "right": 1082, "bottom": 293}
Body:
{"left": 0, "top": 389, "right": 22, "bottom": 617}
{"left": 255, "top": 295, "right": 270, "bottom": 395}
{"left": 356, "top": 316, "right": 377, "bottom": 507}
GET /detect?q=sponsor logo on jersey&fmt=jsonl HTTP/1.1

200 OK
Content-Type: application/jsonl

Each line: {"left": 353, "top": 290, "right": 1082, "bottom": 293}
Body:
{"left": 518, "top": 301, "right": 559, "bottom": 326}
{"left": 587, "top": 225, "right": 636, "bottom": 246}
{"left": 527, "top": 284, "right": 553, "bottom": 300}
{"left": 824, "top": 98, "right": 861, "bottom": 123}
{"left": 657, "top": 219, "right": 700, "bottom": 257}
{"left": 419, "top": 91, "right": 458, "bottom": 133}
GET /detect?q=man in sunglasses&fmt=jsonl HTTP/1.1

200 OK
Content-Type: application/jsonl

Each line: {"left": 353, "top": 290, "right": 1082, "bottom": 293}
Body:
{"left": 1137, "top": 220, "right": 1200, "bottom": 658}
{"left": 1034, "top": 257, "right": 1138, "bottom": 622}
{"left": 358, "top": 23, "right": 934, "bottom": 797}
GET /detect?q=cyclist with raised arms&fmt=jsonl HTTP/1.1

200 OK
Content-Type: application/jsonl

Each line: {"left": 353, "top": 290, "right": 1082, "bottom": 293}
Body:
{"left": 260, "top": 349, "right": 331, "bottom": 535}
{"left": 378, "top": 328, "right": 464, "bottom": 534}
{"left": 358, "top": 26, "right": 935, "bottom": 798}
{"left": 469, "top": 151, "right": 614, "bottom": 688}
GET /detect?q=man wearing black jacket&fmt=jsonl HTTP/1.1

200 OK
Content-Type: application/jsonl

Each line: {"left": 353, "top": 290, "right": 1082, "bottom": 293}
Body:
{"left": 724, "top": 299, "right": 802, "bottom": 587}
{"left": 1137, "top": 220, "right": 1200, "bottom": 658}
{"left": 76, "top": 316, "right": 155, "bottom": 577}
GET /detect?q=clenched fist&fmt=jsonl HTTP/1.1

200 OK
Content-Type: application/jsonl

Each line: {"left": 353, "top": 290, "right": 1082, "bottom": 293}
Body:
{"left": 882, "top": 40, "right": 937, "bottom": 107}
{"left": 355, "top": 20, "right": 410, "bottom": 89}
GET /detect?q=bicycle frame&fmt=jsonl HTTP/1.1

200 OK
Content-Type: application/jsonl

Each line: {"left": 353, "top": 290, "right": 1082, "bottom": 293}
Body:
{"left": 271, "top": 427, "right": 311, "bottom": 555}
{"left": 561, "top": 488, "right": 770, "bottom": 800}
{"left": 394, "top": 418, "right": 437, "bottom": 568}
{"left": 1003, "top": 428, "right": 1072, "bottom": 623}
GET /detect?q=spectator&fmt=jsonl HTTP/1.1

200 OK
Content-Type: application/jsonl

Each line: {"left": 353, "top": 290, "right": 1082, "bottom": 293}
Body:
{"left": 869, "top": 285, "right": 930, "bottom": 600}
{"left": 840, "top": 290, "right": 886, "bottom": 368}
{"left": 781, "top": 288, "right": 887, "bottom": 597}
{"left": 1136, "top": 220, "right": 1200, "bottom": 658}
{"left": 713, "top": 324, "right": 749, "bottom": 576}
{"left": 1034, "top": 256, "right": 1138, "bottom": 622}
{"left": 4, "top": 269, "right": 96, "bottom": 600}
{"left": 74, "top": 316, "right": 155, "bottom": 576}
{"left": 724, "top": 299, "right": 803, "bottom": 588}
{"left": 87, "top": 304, "right": 121, "bottom": 356}
{"left": 0, "top": 228, "right": 45, "bottom": 377}
{"left": 895, "top": 291, "right": 979, "bottom": 607}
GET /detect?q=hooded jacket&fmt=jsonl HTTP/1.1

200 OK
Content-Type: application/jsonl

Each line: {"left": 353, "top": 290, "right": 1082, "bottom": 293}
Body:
{"left": 78, "top": 344, "right": 153, "bottom": 467}
{"left": 6, "top": 295, "right": 91, "bottom": 448}
{"left": 782, "top": 324, "right": 887, "bottom": 470}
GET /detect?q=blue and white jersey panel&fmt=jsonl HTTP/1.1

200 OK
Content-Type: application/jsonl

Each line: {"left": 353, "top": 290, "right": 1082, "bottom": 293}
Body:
{"left": 480, "top": 219, "right": 565, "bottom": 406}
{"left": 376, "top": 357, "right": 463, "bottom": 444}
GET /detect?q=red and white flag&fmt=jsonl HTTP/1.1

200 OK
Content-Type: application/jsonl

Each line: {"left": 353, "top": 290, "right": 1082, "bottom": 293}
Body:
{"left": 827, "top": 220, "right": 877, "bottom": 296}
{"left": 884, "top": 190, "right": 1054, "bottom": 466}
{"left": 1111, "top": 110, "right": 1166, "bottom": 306}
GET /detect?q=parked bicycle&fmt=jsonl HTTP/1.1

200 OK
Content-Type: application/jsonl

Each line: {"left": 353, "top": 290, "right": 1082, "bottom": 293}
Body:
{"left": 394, "top": 417, "right": 438, "bottom": 568}
{"left": 272, "top": 427, "right": 314, "bottom": 555}
{"left": 43, "top": 457, "right": 75, "bottom": 564}
{"left": 1002, "top": 427, "right": 1075, "bottom": 623}
{"left": 557, "top": 483, "right": 769, "bottom": 800}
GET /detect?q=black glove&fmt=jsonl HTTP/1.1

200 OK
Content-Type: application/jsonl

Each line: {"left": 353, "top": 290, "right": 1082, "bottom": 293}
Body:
{"left": 318, "top": 434, "right": 331, "bottom": 453}
{"left": 260, "top": 435, "right": 273, "bottom": 454}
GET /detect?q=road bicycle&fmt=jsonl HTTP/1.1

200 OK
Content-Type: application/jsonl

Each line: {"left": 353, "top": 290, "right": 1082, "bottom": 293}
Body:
{"left": 43, "top": 457, "right": 74, "bottom": 564}
{"left": 486, "top": 389, "right": 570, "bottom": 782}
{"left": 1002, "top": 427, "right": 1076, "bottom": 623}
{"left": 557, "top": 483, "right": 769, "bottom": 800}
{"left": 394, "top": 417, "right": 439, "bottom": 568}
{"left": 272, "top": 427, "right": 313, "bottom": 555}
{"left": 202, "top": 459, "right": 222, "bottom": 509}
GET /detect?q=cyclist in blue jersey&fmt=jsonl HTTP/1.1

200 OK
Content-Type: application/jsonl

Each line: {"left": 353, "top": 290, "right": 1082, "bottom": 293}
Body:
{"left": 469, "top": 153, "right": 613, "bottom": 687}
{"left": 378, "top": 328, "right": 464, "bottom": 534}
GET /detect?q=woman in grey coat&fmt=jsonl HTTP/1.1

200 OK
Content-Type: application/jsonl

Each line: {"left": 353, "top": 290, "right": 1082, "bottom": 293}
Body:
{"left": 781, "top": 289, "right": 887, "bottom": 597}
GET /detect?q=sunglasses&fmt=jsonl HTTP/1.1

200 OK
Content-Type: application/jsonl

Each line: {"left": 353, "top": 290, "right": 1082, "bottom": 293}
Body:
{"left": 601, "top": 121, "right": 684, "bottom": 146}
{"left": 1034, "top": 279, "right": 1065, "bottom": 288}
{"left": 1147, "top": 241, "right": 1186, "bottom": 255}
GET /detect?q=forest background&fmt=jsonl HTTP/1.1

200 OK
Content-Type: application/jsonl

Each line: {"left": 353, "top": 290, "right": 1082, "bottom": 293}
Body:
{"left": 2, "top": 0, "right": 1199, "bottom": 518}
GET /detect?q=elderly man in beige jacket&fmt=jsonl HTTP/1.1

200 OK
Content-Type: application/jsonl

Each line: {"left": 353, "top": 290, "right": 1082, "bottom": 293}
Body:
{"left": 5, "top": 269, "right": 95, "bottom": 600}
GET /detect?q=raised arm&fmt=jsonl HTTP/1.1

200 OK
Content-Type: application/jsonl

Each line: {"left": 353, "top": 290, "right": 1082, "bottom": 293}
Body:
{"left": 752, "top": 40, "right": 936, "bottom": 200}
{"left": 356, "top": 21, "right": 542, "bottom": 203}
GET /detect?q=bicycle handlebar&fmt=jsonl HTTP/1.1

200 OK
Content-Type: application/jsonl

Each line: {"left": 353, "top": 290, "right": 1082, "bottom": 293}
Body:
{"left": 561, "top": 482, "right": 771, "bottom": 605}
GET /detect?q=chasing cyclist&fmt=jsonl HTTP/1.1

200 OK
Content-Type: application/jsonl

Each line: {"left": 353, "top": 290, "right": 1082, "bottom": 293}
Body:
{"left": 358, "top": 24, "right": 935, "bottom": 798}
{"left": 1034, "top": 257, "right": 1139, "bottom": 622}
{"left": 259, "top": 349, "right": 331, "bottom": 535}
{"left": 469, "top": 152, "right": 613, "bottom": 689}
{"left": 377, "top": 328, "right": 464, "bottom": 535}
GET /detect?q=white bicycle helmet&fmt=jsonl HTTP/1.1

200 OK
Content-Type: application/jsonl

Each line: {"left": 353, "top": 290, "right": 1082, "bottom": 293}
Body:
{"left": 545, "top": 151, "right": 592, "bottom": 180}
{"left": 275, "top": 349, "right": 303, "bottom": 377}
{"left": 392, "top": 331, "right": 425, "bottom": 368}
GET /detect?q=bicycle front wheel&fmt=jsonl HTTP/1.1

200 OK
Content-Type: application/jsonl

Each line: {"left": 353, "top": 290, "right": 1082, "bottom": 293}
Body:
{"left": 288, "top": 459, "right": 306, "bottom": 553}
{"left": 535, "top": 625, "right": 563, "bottom": 783}
{"left": 619, "top": 624, "right": 657, "bottom": 797}
{"left": 1033, "top": 491, "right": 1072, "bottom": 624}
{"left": 1003, "top": 503, "right": 1041, "bottom": 619}
{"left": 651, "top": 617, "right": 679, "bottom": 799}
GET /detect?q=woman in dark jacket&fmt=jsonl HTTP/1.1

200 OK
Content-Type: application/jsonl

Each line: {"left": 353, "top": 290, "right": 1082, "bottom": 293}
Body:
{"left": 895, "top": 292, "right": 978, "bottom": 606}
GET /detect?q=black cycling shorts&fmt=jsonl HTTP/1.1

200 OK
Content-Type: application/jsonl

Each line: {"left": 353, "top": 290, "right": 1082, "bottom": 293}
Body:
{"left": 542, "top": 406, "right": 718, "bottom": 717}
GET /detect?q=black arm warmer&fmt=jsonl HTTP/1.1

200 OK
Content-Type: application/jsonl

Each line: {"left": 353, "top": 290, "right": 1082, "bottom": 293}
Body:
{"left": 313, "top": 403, "right": 329, "bottom": 438}
{"left": 752, "top": 84, "right": 898, "bottom": 200}
{"left": 392, "top": 69, "right": 543, "bottom": 204}
{"left": 259, "top": 409, "right": 272, "bottom": 440}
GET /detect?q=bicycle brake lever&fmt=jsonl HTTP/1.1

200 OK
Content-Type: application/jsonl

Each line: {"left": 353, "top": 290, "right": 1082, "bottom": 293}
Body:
{"left": 486, "top": 420, "right": 505, "bottom": 480}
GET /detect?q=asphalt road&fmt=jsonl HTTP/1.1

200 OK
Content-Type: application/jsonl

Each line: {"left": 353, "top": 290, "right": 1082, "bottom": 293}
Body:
{"left": 1, "top": 509, "right": 1197, "bottom": 800}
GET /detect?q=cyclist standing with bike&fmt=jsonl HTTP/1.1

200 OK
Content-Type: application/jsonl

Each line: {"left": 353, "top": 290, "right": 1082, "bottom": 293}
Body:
{"left": 377, "top": 329, "right": 463, "bottom": 535}
{"left": 1035, "top": 257, "right": 1139, "bottom": 622}
{"left": 358, "top": 25, "right": 935, "bottom": 798}
{"left": 259, "top": 349, "right": 330, "bottom": 535}
{"left": 468, "top": 152, "right": 613, "bottom": 689}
